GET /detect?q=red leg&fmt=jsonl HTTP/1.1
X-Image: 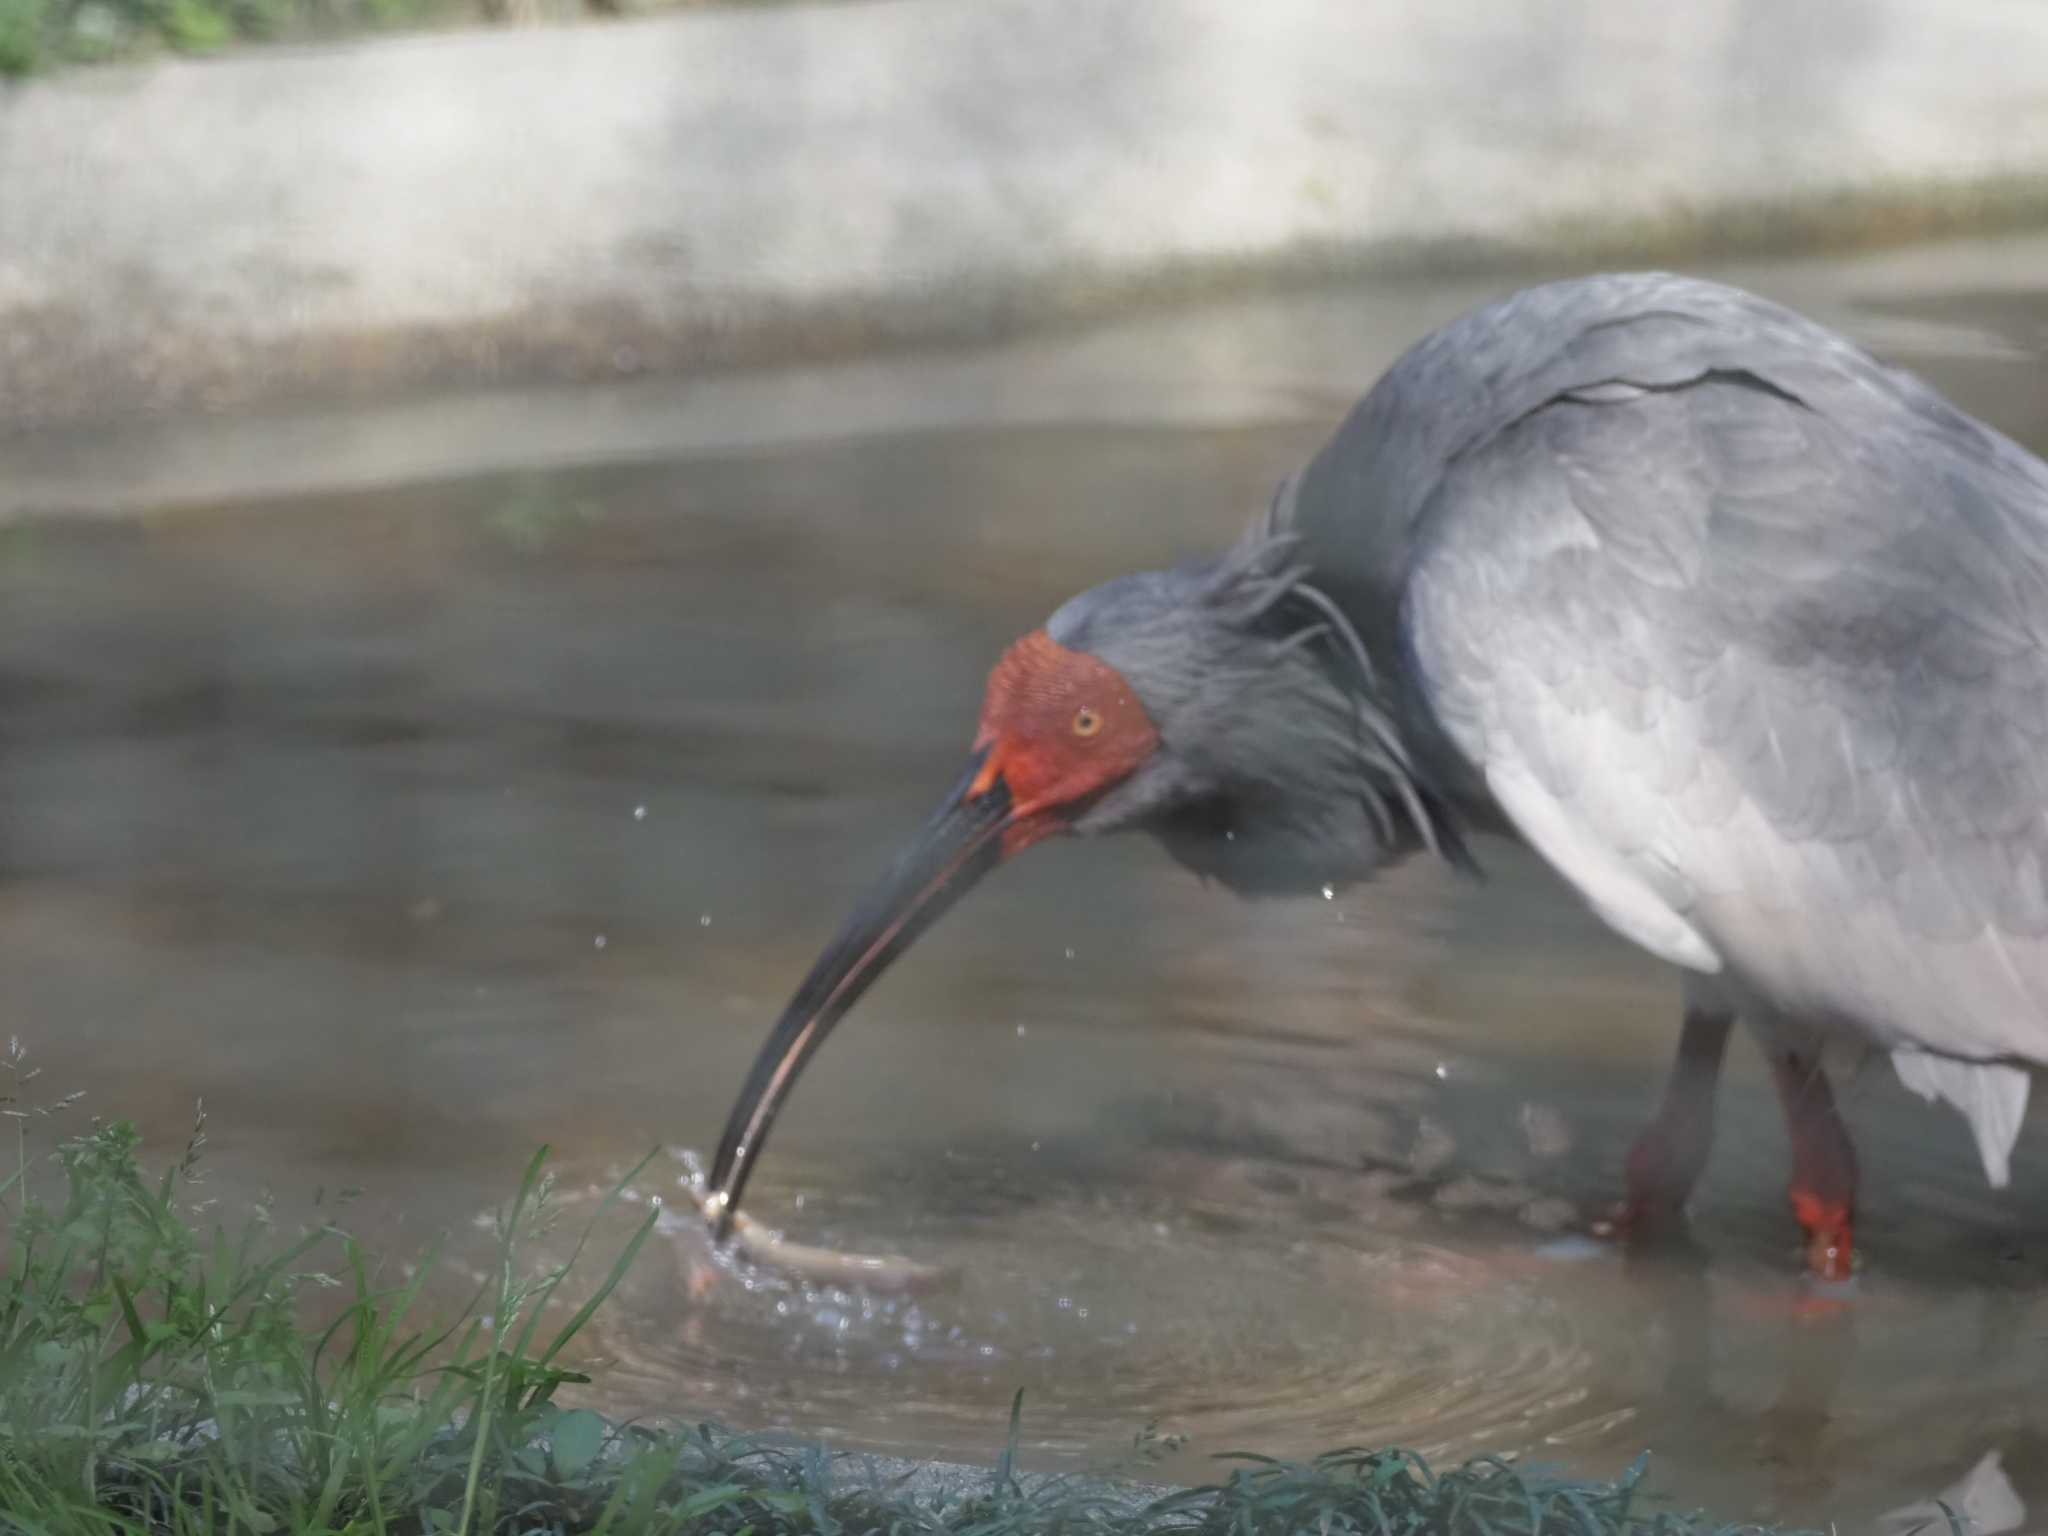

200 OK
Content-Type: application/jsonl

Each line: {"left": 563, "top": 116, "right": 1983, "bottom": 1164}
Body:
{"left": 1618, "top": 1006, "right": 1734, "bottom": 1232}
{"left": 1769, "top": 1049, "right": 1859, "bottom": 1282}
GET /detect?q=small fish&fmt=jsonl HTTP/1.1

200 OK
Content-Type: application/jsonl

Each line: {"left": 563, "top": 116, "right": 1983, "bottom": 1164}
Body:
{"left": 680, "top": 1179, "right": 954, "bottom": 1296}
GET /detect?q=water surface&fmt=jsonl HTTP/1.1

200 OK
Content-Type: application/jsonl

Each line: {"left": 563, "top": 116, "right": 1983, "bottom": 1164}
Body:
{"left": 6, "top": 241, "right": 2048, "bottom": 1526}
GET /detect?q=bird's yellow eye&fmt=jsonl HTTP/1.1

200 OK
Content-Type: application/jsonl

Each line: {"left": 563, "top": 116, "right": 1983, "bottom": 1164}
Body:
{"left": 1073, "top": 706, "right": 1102, "bottom": 738}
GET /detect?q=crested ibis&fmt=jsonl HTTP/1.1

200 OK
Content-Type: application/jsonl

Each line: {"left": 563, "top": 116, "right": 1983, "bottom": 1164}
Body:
{"left": 707, "top": 272, "right": 2048, "bottom": 1281}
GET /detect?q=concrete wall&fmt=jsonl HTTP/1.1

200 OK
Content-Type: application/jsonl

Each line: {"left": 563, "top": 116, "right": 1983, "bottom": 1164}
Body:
{"left": 3, "top": 0, "right": 2048, "bottom": 428}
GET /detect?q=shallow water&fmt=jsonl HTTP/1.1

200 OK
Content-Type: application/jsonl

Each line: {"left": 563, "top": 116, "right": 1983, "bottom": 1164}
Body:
{"left": 6, "top": 241, "right": 2048, "bottom": 1526}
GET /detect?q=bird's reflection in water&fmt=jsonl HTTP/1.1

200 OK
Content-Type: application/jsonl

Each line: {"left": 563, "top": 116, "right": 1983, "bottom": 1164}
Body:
{"left": 1617, "top": 1230, "right": 2044, "bottom": 1525}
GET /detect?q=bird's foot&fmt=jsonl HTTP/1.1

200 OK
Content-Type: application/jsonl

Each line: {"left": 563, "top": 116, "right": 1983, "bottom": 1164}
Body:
{"left": 1720, "top": 1268, "right": 1861, "bottom": 1324}
{"left": 1790, "top": 1188, "right": 1855, "bottom": 1283}
{"left": 1585, "top": 1188, "right": 1701, "bottom": 1262}
{"left": 1770, "top": 1049, "right": 1859, "bottom": 1281}
{"left": 1590, "top": 1196, "right": 1670, "bottom": 1242}
{"left": 1591, "top": 1130, "right": 1704, "bottom": 1244}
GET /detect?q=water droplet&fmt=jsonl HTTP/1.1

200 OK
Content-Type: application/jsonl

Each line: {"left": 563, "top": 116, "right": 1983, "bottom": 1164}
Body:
{"left": 1063, "top": 947, "right": 1076, "bottom": 960}
{"left": 1056, "top": 1296, "right": 1073, "bottom": 1310}
{"left": 1077, "top": 1307, "right": 1089, "bottom": 1319}
{"left": 1434, "top": 1062, "right": 1449, "bottom": 1080}
{"left": 699, "top": 913, "right": 713, "bottom": 927}
{"left": 1030, "top": 1140, "right": 1041, "bottom": 1152}
{"left": 1015, "top": 1023, "right": 1028, "bottom": 1038}
{"left": 633, "top": 804, "right": 648, "bottom": 821}
{"left": 1224, "top": 829, "right": 1236, "bottom": 841}
{"left": 794, "top": 1193, "right": 806, "bottom": 1210}
{"left": 1320, "top": 883, "right": 1335, "bottom": 900}
{"left": 593, "top": 934, "right": 607, "bottom": 950}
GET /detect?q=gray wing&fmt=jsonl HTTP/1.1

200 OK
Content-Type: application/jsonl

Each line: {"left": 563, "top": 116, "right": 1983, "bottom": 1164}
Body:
{"left": 1392, "top": 300, "right": 2048, "bottom": 1179}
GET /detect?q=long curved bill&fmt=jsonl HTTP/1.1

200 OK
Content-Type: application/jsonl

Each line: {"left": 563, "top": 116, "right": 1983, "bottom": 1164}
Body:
{"left": 703, "top": 753, "right": 1014, "bottom": 1239}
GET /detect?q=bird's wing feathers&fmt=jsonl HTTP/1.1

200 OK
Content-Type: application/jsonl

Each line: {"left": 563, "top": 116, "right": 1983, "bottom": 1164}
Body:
{"left": 1395, "top": 298, "right": 2048, "bottom": 1178}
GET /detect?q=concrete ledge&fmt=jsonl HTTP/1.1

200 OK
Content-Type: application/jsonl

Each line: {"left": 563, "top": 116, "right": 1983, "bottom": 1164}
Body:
{"left": 3, "top": 0, "right": 2048, "bottom": 430}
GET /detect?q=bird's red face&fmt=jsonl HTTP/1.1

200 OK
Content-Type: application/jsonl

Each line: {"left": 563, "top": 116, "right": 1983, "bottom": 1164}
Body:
{"left": 969, "top": 628, "right": 1162, "bottom": 855}
{"left": 704, "top": 628, "right": 1159, "bottom": 1231}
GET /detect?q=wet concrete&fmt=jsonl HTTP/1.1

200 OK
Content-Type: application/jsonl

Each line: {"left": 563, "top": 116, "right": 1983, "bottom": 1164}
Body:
{"left": 7, "top": 0, "right": 2048, "bottom": 432}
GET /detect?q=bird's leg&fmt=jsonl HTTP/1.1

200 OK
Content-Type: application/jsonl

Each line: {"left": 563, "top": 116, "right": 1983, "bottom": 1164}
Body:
{"left": 1769, "top": 1049, "right": 1858, "bottom": 1282}
{"left": 1617, "top": 1006, "right": 1735, "bottom": 1233}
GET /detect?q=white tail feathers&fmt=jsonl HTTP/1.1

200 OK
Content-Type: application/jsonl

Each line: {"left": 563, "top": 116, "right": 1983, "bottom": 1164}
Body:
{"left": 1890, "top": 1050, "right": 2032, "bottom": 1188}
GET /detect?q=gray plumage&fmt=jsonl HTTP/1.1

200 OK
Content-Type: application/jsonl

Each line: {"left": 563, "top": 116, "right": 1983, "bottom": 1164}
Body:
{"left": 1064, "top": 271, "right": 2048, "bottom": 1187}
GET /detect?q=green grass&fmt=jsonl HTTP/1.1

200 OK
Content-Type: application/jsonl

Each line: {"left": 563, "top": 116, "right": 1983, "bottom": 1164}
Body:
{"left": 0, "top": 1067, "right": 1800, "bottom": 1536}
{"left": 0, "top": 0, "right": 839, "bottom": 76}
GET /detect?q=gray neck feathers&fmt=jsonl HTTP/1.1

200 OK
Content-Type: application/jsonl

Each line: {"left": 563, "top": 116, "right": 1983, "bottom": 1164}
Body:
{"left": 1050, "top": 500, "right": 1464, "bottom": 876}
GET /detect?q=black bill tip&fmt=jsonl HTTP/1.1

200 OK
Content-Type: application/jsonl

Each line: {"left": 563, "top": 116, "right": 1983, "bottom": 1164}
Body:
{"left": 704, "top": 757, "right": 1011, "bottom": 1239}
